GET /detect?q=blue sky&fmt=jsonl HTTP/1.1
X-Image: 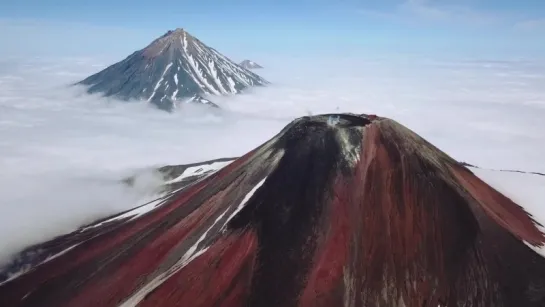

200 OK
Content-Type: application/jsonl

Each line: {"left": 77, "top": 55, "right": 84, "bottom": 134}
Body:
{"left": 0, "top": 0, "right": 544, "bottom": 59}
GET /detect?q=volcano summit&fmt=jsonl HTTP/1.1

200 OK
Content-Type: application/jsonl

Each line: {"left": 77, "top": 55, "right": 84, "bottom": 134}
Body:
{"left": 1, "top": 114, "right": 545, "bottom": 307}
{"left": 77, "top": 28, "right": 268, "bottom": 110}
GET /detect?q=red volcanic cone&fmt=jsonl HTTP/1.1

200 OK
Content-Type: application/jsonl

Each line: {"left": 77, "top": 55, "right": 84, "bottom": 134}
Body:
{"left": 1, "top": 114, "right": 545, "bottom": 307}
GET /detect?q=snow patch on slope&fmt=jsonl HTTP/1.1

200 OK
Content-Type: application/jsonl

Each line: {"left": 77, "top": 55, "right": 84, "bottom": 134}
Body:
{"left": 149, "top": 62, "right": 173, "bottom": 101}
{"left": 186, "top": 54, "right": 221, "bottom": 96}
{"left": 166, "top": 160, "right": 233, "bottom": 184}
{"left": 118, "top": 174, "right": 268, "bottom": 307}
{"left": 0, "top": 244, "right": 79, "bottom": 287}
{"left": 81, "top": 197, "right": 166, "bottom": 231}
{"left": 222, "top": 177, "right": 267, "bottom": 231}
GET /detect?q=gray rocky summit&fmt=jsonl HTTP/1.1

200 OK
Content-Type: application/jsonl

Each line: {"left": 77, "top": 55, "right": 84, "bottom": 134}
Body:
{"left": 77, "top": 28, "right": 268, "bottom": 111}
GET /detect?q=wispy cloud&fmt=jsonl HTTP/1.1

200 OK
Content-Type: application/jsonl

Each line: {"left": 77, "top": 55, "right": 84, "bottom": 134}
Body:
{"left": 514, "top": 18, "right": 545, "bottom": 31}
{"left": 357, "top": 0, "right": 507, "bottom": 26}
{"left": 355, "top": 8, "right": 397, "bottom": 20}
{"left": 400, "top": 0, "right": 452, "bottom": 21}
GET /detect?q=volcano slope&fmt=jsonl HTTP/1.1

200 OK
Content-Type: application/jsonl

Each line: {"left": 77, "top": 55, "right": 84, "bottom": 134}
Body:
{"left": 1, "top": 113, "right": 545, "bottom": 307}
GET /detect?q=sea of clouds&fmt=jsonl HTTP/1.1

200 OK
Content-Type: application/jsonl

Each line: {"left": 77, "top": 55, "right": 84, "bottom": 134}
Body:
{"left": 0, "top": 53, "right": 544, "bottom": 266}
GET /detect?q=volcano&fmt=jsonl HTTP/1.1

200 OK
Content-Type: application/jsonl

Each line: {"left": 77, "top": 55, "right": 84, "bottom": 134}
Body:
{"left": 1, "top": 113, "right": 545, "bottom": 307}
{"left": 77, "top": 28, "right": 268, "bottom": 111}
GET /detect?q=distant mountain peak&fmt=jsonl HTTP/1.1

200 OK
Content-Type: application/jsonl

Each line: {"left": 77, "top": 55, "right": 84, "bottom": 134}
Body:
{"left": 240, "top": 59, "right": 263, "bottom": 69}
{"left": 143, "top": 28, "right": 194, "bottom": 59}
{"left": 169, "top": 27, "right": 186, "bottom": 34}
{"left": 162, "top": 28, "right": 188, "bottom": 38}
{"left": 77, "top": 28, "right": 268, "bottom": 111}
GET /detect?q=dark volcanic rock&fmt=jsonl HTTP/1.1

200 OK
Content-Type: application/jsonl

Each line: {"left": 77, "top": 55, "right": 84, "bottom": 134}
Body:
{"left": 1, "top": 114, "right": 545, "bottom": 307}
{"left": 77, "top": 28, "right": 268, "bottom": 111}
{"left": 239, "top": 60, "right": 263, "bottom": 69}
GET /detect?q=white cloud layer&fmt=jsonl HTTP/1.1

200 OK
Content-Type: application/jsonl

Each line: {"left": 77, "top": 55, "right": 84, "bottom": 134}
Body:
{"left": 0, "top": 54, "right": 544, "bottom": 266}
